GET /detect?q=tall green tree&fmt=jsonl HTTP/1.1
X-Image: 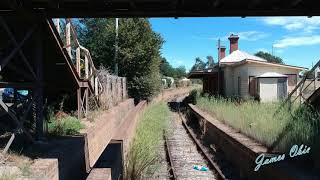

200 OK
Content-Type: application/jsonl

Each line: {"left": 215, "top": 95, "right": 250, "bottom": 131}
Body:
{"left": 175, "top": 66, "right": 187, "bottom": 78}
{"left": 206, "top": 55, "right": 214, "bottom": 68}
{"left": 191, "top": 57, "right": 207, "bottom": 71}
{"left": 160, "top": 57, "right": 186, "bottom": 79}
{"left": 255, "top": 51, "right": 284, "bottom": 64}
{"left": 160, "top": 57, "right": 175, "bottom": 77}
{"left": 79, "top": 18, "right": 164, "bottom": 102}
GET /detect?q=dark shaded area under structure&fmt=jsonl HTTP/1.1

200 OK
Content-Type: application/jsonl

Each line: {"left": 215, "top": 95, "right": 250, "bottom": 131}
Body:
{"left": 0, "top": 13, "right": 94, "bottom": 140}
{"left": 188, "top": 67, "right": 224, "bottom": 96}
{"left": 1, "top": 0, "right": 320, "bottom": 17}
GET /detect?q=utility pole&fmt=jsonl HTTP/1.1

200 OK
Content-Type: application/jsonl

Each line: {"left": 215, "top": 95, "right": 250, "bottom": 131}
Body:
{"left": 114, "top": 18, "right": 119, "bottom": 76}
{"left": 272, "top": 44, "right": 274, "bottom": 56}
{"left": 218, "top": 38, "right": 221, "bottom": 64}
{"left": 217, "top": 38, "right": 221, "bottom": 95}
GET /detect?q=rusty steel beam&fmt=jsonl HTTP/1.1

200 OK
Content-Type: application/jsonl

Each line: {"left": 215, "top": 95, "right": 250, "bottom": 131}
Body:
{"left": 33, "top": 23, "right": 44, "bottom": 140}
{"left": 77, "top": 87, "right": 81, "bottom": 119}
{"left": 0, "top": 0, "right": 318, "bottom": 17}
{"left": 0, "top": 17, "right": 36, "bottom": 72}
{"left": 0, "top": 100, "right": 34, "bottom": 142}
{"left": 0, "top": 81, "right": 36, "bottom": 88}
{"left": 0, "top": 17, "right": 38, "bottom": 79}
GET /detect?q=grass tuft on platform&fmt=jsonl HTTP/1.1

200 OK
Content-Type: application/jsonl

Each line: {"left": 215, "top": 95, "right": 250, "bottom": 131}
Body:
{"left": 47, "top": 116, "right": 85, "bottom": 136}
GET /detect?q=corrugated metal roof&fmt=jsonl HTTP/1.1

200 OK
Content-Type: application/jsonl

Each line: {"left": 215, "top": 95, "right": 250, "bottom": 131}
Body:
{"left": 220, "top": 50, "right": 267, "bottom": 63}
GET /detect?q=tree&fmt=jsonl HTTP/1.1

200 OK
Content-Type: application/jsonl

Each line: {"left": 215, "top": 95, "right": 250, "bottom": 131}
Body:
{"left": 255, "top": 51, "right": 284, "bottom": 64}
{"left": 175, "top": 66, "right": 187, "bottom": 78}
{"left": 191, "top": 57, "right": 207, "bottom": 71}
{"left": 79, "top": 18, "right": 164, "bottom": 102}
{"left": 160, "top": 57, "right": 186, "bottom": 79}
{"left": 207, "top": 55, "right": 214, "bottom": 68}
{"left": 160, "top": 57, "right": 175, "bottom": 77}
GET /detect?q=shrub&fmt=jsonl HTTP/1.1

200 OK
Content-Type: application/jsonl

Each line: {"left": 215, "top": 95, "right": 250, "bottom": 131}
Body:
{"left": 47, "top": 116, "right": 85, "bottom": 136}
{"left": 19, "top": 162, "right": 31, "bottom": 177}
{"left": 128, "top": 74, "right": 161, "bottom": 103}
{"left": 183, "top": 89, "right": 200, "bottom": 105}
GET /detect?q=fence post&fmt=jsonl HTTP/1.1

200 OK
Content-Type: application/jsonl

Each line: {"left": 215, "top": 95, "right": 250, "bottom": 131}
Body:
{"left": 95, "top": 76, "right": 98, "bottom": 96}
{"left": 66, "top": 20, "right": 71, "bottom": 58}
{"left": 85, "top": 54, "right": 89, "bottom": 79}
{"left": 55, "top": 19, "right": 60, "bottom": 34}
{"left": 112, "top": 76, "right": 117, "bottom": 105}
{"left": 117, "top": 77, "right": 121, "bottom": 102}
{"left": 121, "top": 77, "right": 126, "bottom": 100}
{"left": 124, "top": 77, "right": 127, "bottom": 99}
{"left": 76, "top": 47, "right": 81, "bottom": 76}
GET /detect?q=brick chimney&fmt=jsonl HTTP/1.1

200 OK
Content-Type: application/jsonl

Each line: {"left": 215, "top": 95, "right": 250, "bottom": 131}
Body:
{"left": 228, "top": 34, "right": 239, "bottom": 54}
{"left": 218, "top": 45, "right": 226, "bottom": 61}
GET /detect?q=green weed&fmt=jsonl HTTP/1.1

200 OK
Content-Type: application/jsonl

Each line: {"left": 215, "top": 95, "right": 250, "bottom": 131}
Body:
{"left": 47, "top": 116, "right": 85, "bottom": 136}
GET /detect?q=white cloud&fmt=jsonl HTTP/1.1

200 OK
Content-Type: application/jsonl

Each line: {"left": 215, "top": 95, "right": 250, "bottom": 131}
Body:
{"left": 256, "top": 48, "right": 269, "bottom": 53}
{"left": 275, "top": 49, "right": 284, "bottom": 54}
{"left": 176, "top": 60, "right": 183, "bottom": 65}
{"left": 262, "top": 17, "right": 320, "bottom": 33}
{"left": 192, "top": 31, "right": 267, "bottom": 42}
{"left": 274, "top": 35, "right": 320, "bottom": 48}
{"left": 236, "top": 31, "right": 268, "bottom": 41}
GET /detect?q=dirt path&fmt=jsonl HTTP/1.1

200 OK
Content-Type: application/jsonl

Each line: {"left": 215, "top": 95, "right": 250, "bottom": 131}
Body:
{"left": 153, "top": 86, "right": 200, "bottom": 103}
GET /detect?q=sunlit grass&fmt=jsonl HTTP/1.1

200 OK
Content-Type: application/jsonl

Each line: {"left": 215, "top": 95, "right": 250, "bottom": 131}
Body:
{"left": 124, "top": 102, "right": 171, "bottom": 180}
{"left": 47, "top": 116, "right": 85, "bottom": 136}
{"left": 195, "top": 93, "right": 320, "bottom": 152}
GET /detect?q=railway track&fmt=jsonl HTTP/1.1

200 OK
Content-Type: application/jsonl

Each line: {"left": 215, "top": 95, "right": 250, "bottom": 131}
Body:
{"left": 164, "top": 100, "right": 227, "bottom": 180}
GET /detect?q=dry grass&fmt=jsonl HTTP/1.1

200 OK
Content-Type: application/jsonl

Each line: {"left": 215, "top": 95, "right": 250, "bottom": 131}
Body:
{"left": 0, "top": 172, "right": 17, "bottom": 180}
{"left": 0, "top": 150, "right": 32, "bottom": 179}
{"left": 195, "top": 93, "right": 320, "bottom": 152}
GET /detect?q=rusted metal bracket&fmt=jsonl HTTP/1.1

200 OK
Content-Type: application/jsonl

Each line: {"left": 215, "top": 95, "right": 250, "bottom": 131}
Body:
{"left": 0, "top": 100, "right": 34, "bottom": 143}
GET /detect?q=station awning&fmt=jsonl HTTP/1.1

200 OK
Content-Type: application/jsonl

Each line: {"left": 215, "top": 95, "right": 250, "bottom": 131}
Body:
{"left": 188, "top": 68, "right": 218, "bottom": 79}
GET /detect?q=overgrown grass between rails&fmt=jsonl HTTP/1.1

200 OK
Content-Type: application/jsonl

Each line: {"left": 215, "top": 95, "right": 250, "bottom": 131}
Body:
{"left": 194, "top": 92, "right": 320, "bottom": 153}
{"left": 124, "top": 102, "right": 171, "bottom": 180}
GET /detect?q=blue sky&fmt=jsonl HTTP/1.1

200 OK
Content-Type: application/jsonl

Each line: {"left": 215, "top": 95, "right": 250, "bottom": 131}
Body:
{"left": 150, "top": 17, "right": 320, "bottom": 72}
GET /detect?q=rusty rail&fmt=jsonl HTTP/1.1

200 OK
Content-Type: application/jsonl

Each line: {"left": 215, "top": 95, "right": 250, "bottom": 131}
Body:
{"left": 178, "top": 112, "right": 227, "bottom": 180}
{"left": 163, "top": 132, "right": 177, "bottom": 180}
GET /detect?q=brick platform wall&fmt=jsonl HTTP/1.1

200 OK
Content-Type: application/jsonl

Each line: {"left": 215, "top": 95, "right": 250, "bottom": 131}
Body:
{"left": 188, "top": 104, "right": 314, "bottom": 180}
{"left": 83, "top": 99, "right": 135, "bottom": 168}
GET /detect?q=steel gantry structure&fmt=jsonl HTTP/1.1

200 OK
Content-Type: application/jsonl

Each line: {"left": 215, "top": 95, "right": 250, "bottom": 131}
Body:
{"left": 1, "top": 0, "right": 320, "bottom": 17}
{"left": 0, "top": 12, "right": 103, "bottom": 144}
{"left": 0, "top": 0, "right": 319, "bottom": 144}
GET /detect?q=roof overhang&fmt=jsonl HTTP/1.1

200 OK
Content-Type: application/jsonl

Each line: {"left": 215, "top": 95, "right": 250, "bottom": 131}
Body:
{"left": 229, "top": 59, "right": 307, "bottom": 71}
{"left": 256, "top": 72, "right": 288, "bottom": 78}
{"left": 187, "top": 69, "right": 218, "bottom": 79}
{"left": 0, "top": 0, "right": 319, "bottom": 17}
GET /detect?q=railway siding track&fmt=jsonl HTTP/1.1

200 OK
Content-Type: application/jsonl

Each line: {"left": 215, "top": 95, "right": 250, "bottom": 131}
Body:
{"left": 166, "top": 112, "right": 219, "bottom": 180}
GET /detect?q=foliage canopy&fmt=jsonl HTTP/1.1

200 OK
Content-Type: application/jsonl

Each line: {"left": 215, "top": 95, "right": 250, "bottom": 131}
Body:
{"left": 190, "top": 57, "right": 208, "bottom": 71}
{"left": 79, "top": 18, "right": 164, "bottom": 101}
{"left": 160, "top": 57, "right": 186, "bottom": 79}
{"left": 255, "top": 51, "right": 284, "bottom": 64}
